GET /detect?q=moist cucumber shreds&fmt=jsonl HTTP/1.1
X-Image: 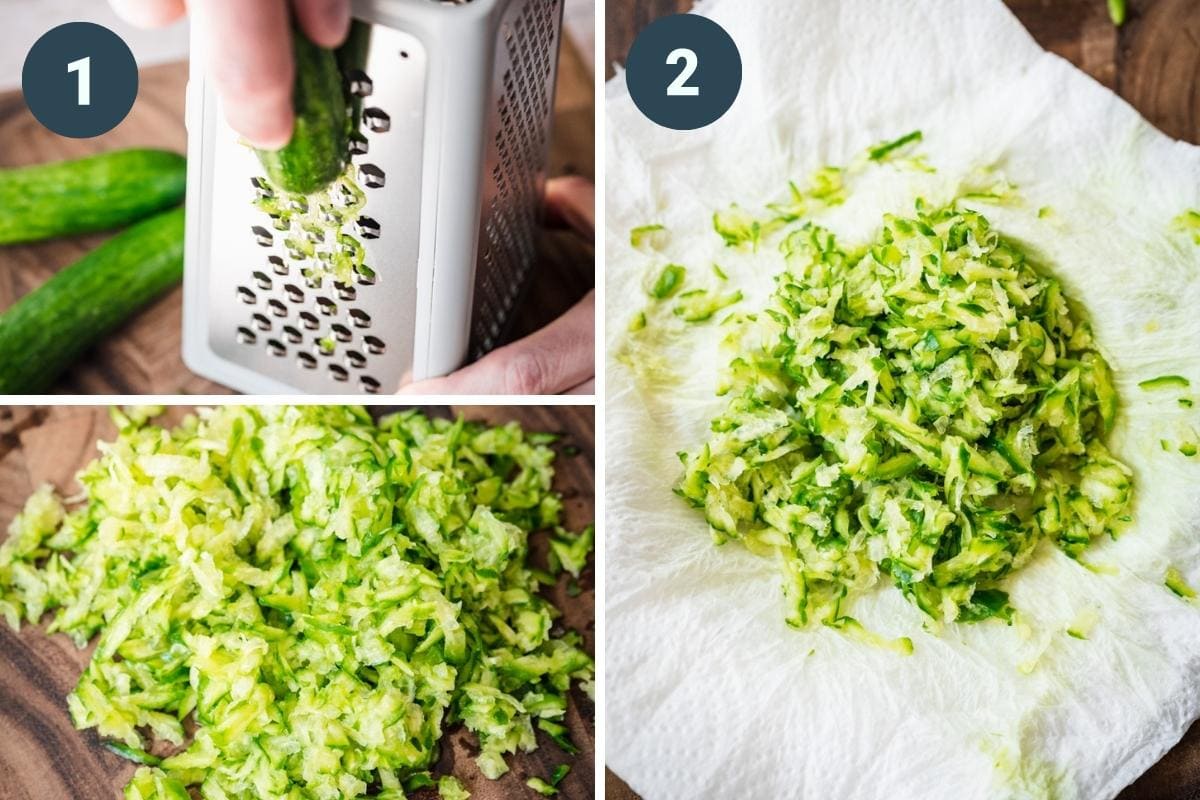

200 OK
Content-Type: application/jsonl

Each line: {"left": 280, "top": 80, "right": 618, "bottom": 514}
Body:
{"left": 678, "top": 205, "right": 1132, "bottom": 631}
{"left": 0, "top": 406, "right": 594, "bottom": 798}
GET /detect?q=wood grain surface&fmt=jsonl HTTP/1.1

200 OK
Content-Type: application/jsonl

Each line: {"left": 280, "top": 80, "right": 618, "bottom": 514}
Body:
{"left": 0, "top": 404, "right": 594, "bottom": 800}
{"left": 604, "top": 1, "right": 1200, "bottom": 798}
{"left": 0, "top": 31, "right": 595, "bottom": 395}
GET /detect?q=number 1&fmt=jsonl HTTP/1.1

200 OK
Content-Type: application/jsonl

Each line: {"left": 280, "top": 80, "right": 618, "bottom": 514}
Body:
{"left": 666, "top": 48, "right": 699, "bottom": 97}
{"left": 67, "top": 56, "right": 91, "bottom": 106}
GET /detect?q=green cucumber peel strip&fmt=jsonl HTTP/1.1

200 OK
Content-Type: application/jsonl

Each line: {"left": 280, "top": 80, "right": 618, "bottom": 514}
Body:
{"left": 868, "top": 130, "right": 923, "bottom": 161}
{"left": 1138, "top": 375, "right": 1191, "bottom": 390}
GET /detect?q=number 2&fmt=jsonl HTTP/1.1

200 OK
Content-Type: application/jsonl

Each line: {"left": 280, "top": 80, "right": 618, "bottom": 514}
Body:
{"left": 666, "top": 48, "right": 699, "bottom": 97}
{"left": 67, "top": 56, "right": 91, "bottom": 106}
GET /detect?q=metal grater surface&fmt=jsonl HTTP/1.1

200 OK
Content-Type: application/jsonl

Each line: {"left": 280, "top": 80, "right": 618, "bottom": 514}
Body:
{"left": 470, "top": 0, "right": 563, "bottom": 359}
{"left": 204, "top": 25, "right": 427, "bottom": 394}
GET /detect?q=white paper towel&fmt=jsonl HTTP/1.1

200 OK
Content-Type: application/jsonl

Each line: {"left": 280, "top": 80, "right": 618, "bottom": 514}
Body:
{"left": 604, "top": 1, "right": 1200, "bottom": 798}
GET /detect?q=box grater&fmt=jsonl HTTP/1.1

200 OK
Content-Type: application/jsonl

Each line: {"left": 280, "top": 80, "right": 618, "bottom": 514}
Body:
{"left": 182, "top": 0, "right": 564, "bottom": 394}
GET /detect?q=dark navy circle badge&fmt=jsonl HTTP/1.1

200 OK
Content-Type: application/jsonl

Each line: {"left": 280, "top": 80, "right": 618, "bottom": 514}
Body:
{"left": 22, "top": 22, "right": 139, "bottom": 139}
{"left": 625, "top": 13, "right": 743, "bottom": 131}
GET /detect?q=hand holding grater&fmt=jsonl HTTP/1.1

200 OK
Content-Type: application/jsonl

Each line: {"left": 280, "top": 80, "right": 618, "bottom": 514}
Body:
{"left": 183, "top": 0, "right": 564, "bottom": 394}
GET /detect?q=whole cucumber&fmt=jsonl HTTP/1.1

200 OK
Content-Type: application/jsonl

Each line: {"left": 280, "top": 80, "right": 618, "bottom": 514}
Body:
{"left": 0, "top": 149, "right": 186, "bottom": 245}
{"left": 0, "top": 206, "right": 185, "bottom": 394}
{"left": 255, "top": 29, "right": 348, "bottom": 195}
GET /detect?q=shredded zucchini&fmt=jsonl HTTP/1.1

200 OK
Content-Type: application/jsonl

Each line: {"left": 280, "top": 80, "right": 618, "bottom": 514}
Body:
{"left": 678, "top": 202, "right": 1133, "bottom": 629}
{"left": 0, "top": 406, "right": 592, "bottom": 798}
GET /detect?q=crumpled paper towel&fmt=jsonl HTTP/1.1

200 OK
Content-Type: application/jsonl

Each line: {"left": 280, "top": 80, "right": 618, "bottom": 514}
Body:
{"left": 604, "top": 1, "right": 1200, "bottom": 798}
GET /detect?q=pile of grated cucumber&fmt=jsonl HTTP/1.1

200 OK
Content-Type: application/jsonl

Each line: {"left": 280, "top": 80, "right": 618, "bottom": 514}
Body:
{"left": 0, "top": 406, "right": 593, "bottom": 799}
{"left": 674, "top": 198, "right": 1134, "bottom": 637}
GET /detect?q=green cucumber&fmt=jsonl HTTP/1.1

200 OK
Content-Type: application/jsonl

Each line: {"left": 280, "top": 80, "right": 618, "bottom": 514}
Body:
{"left": 0, "top": 207, "right": 184, "bottom": 393}
{"left": 255, "top": 28, "right": 347, "bottom": 195}
{"left": 0, "top": 149, "right": 186, "bottom": 245}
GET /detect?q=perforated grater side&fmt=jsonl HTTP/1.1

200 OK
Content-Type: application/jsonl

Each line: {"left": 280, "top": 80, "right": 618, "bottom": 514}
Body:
{"left": 182, "top": 0, "right": 564, "bottom": 394}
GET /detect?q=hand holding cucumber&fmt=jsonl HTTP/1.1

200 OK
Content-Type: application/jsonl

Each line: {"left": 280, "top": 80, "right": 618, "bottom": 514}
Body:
{"left": 110, "top": 0, "right": 351, "bottom": 150}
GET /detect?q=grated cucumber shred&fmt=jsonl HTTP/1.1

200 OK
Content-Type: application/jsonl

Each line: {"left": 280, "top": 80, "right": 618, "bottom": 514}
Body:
{"left": 1166, "top": 567, "right": 1197, "bottom": 599}
{"left": 678, "top": 201, "right": 1133, "bottom": 630}
{"left": 526, "top": 777, "right": 559, "bottom": 796}
{"left": 1174, "top": 209, "right": 1200, "bottom": 244}
{"left": 437, "top": 776, "right": 470, "bottom": 800}
{"left": 0, "top": 406, "right": 592, "bottom": 799}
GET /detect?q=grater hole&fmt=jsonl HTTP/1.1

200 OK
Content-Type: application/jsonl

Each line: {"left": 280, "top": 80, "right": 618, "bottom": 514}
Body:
{"left": 250, "top": 176, "right": 273, "bottom": 200}
{"left": 329, "top": 364, "right": 350, "bottom": 382}
{"left": 356, "top": 267, "right": 377, "bottom": 286}
{"left": 346, "top": 350, "right": 366, "bottom": 369}
{"left": 361, "top": 375, "right": 381, "bottom": 393}
{"left": 347, "top": 69, "right": 373, "bottom": 97}
{"left": 284, "top": 284, "right": 304, "bottom": 303}
{"left": 287, "top": 197, "right": 309, "bottom": 213}
{"left": 252, "top": 313, "right": 272, "bottom": 331}
{"left": 237, "top": 286, "right": 256, "bottom": 304}
{"left": 349, "top": 309, "right": 371, "bottom": 328}
{"left": 332, "top": 183, "right": 358, "bottom": 208}
{"left": 268, "top": 255, "right": 288, "bottom": 275}
{"left": 331, "top": 323, "right": 352, "bottom": 342}
{"left": 335, "top": 283, "right": 356, "bottom": 301}
{"left": 298, "top": 352, "right": 317, "bottom": 370}
{"left": 358, "top": 164, "right": 385, "bottom": 189}
{"left": 299, "top": 311, "right": 319, "bottom": 329}
{"left": 363, "top": 108, "right": 390, "bottom": 132}
{"left": 270, "top": 215, "right": 289, "bottom": 232}
{"left": 356, "top": 216, "right": 381, "bottom": 239}
{"left": 314, "top": 337, "right": 337, "bottom": 357}
{"left": 267, "top": 299, "right": 288, "bottom": 317}
{"left": 252, "top": 271, "right": 272, "bottom": 290}
{"left": 266, "top": 339, "right": 286, "bottom": 357}
{"left": 305, "top": 273, "right": 323, "bottom": 290}
{"left": 316, "top": 297, "right": 337, "bottom": 316}
{"left": 348, "top": 135, "right": 369, "bottom": 157}
{"left": 363, "top": 335, "right": 385, "bottom": 355}
{"left": 282, "top": 325, "right": 302, "bottom": 344}
{"left": 236, "top": 326, "right": 256, "bottom": 345}
{"left": 251, "top": 226, "right": 273, "bottom": 247}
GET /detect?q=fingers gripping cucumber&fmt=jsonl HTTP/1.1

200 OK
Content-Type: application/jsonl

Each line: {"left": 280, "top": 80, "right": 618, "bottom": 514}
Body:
{"left": 0, "top": 207, "right": 185, "bottom": 394}
{"left": 0, "top": 149, "right": 186, "bottom": 245}
{"left": 255, "top": 29, "right": 348, "bottom": 195}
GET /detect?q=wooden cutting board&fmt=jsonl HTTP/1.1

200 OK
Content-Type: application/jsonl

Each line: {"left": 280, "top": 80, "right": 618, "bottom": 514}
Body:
{"left": 0, "top": 405, "right": 595, "bottom": 800}
{"left": 604, "top": 1, "right": 1200, "bottom": 798}
{"left": 0, "top": 33, "right": 595, "bottom": 395}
